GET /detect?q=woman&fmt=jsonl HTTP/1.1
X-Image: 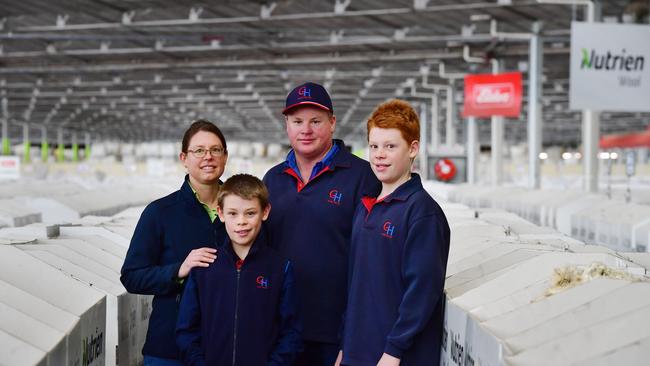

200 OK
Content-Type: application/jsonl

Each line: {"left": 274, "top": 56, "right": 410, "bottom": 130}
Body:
{"left": 121, "top": 119, "right": 228, "bottom": 365}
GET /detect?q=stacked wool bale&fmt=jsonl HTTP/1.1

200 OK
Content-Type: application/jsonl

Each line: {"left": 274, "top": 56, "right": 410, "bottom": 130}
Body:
{"left": 434, "top": 195, "right": 650, "bottom": 366}
{"left": 0, "top": 207, "right": 152, "bottom": 366}
{"left": 446, "top": 183, "right": 650, "bottom": 253}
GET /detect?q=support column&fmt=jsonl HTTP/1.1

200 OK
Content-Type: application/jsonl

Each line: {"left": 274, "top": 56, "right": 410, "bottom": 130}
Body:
{"left": 640, "top": 148, "right": 649, "bottom": 164}
{"left": 1, "top": 98, "right": 8, "bottom": 156}
{"left": 419, "top": 102, "right": 428, "bottom": 180}
{"left": 56, "top": 128, "right": 64, "bottom": 162}
{"left": 430, "top": 93, "right": 440, "bottom": 152}
{"left": 446, "top": 82, "right": 456, "bottom": 146}
{"left": 1, "top": 118, "right": 9, "bottom": 155}
{"left": 582, "top": 3, "right": 600, "bottom": 193}
{"left": 527, "top": 22, "right": 543, "bottom": 189}
{"left": 72, "top": 132, "right": 79, "bottom": 162}
{"left": 492, "top": 116, "right": 504, "bottom": 185}
{"left": 84, "top": 132, "right": 91, "bottom": 160}
{"left": 467, "top": 116, "right": 478, "bottom": 184}
{"left": 41, "top": 126, "right": 49, "bottom": 162}
{"left": 583, "top": 111, "right": 600, "bottom": 192}
{"left": 23, "top": 124, "right": 30, "bottom": 163}
{"left": 491, "top": 60, "right": 504, "bottom": 186}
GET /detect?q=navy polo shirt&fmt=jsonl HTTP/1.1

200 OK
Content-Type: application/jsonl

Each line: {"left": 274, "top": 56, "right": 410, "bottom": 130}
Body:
{"left": 342, "top": 174, "right": 450, "bottom": 366}
{"left": 263, "top": 139, "right": 380, "bottom": 344}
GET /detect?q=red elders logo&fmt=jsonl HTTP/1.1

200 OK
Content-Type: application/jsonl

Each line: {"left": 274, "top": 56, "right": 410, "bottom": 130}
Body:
{"left": 463, "top": 72, "right": 522, "bottom": 118}
{"left": 473, "top": 84, "right": 514, "bottom": 106}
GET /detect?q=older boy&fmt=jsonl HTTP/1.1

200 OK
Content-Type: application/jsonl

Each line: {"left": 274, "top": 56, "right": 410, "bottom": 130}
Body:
{"left": 176, "top": 174, "right": 302, "bottom": 366}
{"left": 337, "top": 99, "right": 450, "bottom": 366}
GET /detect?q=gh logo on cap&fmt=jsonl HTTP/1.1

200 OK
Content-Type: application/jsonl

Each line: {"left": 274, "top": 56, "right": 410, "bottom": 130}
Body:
{"left": 298, "top": 86, "right": 312, "bottom": 99}
{"left": 283, "top": 81, "right": 334, "bottom": 114}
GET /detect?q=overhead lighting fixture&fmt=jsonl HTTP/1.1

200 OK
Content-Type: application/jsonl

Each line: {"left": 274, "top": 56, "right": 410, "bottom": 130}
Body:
{"left": 469, "top": 14, "right": 491, "bottom": 22}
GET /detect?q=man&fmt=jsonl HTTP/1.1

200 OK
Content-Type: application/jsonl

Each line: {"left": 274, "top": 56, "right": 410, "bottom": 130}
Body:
{"left": 263, "top": 82, "right": 380, "bottom": 366}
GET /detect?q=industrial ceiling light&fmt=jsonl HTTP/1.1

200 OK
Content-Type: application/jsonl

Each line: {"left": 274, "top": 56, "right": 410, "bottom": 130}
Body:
{"left": 470, "top": 14, "right": 491, "bottom": 22}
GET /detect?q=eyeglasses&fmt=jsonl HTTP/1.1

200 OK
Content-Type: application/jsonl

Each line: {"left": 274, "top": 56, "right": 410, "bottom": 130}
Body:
{"left": 187, "top": 147, "right": 226, "bottom": 158}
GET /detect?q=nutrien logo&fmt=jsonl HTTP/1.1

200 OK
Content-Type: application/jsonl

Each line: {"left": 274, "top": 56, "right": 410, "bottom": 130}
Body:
{"left": 81, "top": 328, "right": 103, "bottom": 366}
{"left": 298, "top": 86, "right": 312, "bottom": 99}
{"left": 328, "top": 189, "right": 343, "bottom": 205}
{"left": 382, "top": 221, "right": 395, "bottom": 238}
{"left": 581, "top": 48, "right": 645, "bottom": 71}
{"left": 256, "top": 275, "right": 269, "bottom": 289}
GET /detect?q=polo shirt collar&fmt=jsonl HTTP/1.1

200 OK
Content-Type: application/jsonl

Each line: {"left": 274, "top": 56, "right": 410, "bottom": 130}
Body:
{"left": 188, "top": 181, "right": 219, "bottom": 223}
{"left": 365, "top": 173, "right": 423, "bottom": 203}
{"left": 284, "top": 139, "right": 351, "bottom": 180}
{"left": 180, "top": 175, "right": 222, "bottom": 221}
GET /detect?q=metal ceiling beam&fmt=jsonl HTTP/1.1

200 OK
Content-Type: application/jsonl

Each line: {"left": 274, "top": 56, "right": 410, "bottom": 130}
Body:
{"left": 13, "top": 2, "right": 539, "bottom": 32}
{"left": 0, "top": 50, "right": 463, "bottom": 74}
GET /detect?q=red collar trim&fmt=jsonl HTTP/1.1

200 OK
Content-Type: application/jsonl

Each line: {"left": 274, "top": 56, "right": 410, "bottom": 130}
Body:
{"left": 283, "top": 166, "right": 330, "bottom": 192}
{"left": 361, "top": 195, "right": 386, "bottom": 214}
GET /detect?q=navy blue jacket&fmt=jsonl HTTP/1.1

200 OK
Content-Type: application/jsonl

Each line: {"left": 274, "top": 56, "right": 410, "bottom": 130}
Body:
{"left": 175, "top": 231, "right": 302, "bottom": 366}
{"left": 120, "top": 176, "right": 226, "bottom": 360}
{"left": 342, "top": 174, "right": 450, "bottom": 366}
{"left": 263, "top": 140, "right": 380, "bottom": 344}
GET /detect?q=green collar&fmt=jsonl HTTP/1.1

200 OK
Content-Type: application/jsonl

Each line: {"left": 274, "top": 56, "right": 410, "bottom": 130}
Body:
{"left": 189, "top": 182, "right": 218, "bottom": 223}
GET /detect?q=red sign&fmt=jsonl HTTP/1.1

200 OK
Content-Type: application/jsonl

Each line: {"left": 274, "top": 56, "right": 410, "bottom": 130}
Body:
{"left": 463, "top": 72, "right": 522, "bottom": 118}
{"left": 600, "top": 126, "right": 650, "bottom": 149}
{"left": 0, "top": 160, "right": 16, "bottom": 168}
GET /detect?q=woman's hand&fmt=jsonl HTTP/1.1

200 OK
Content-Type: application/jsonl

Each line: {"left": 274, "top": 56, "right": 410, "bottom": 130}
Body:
{"left": 377, "top": 353, "right": 400, "bottom": 366}
{"left": 334, "top": 350, "right": 343, "bottom": 366}
{"left": 178, "top": 247, "right": 217, "bottom": 278}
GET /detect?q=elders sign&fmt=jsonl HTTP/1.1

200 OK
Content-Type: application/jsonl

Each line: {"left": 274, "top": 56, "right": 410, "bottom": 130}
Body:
{"left": 463, "top": 72, "right": 523, "bottom": 118}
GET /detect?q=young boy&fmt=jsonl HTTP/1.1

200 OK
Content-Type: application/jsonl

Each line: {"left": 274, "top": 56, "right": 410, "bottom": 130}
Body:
{"left": 176, "top": 174, "right": 302, "bottom": 366}
{"left": 337, "top": 99, "right": 451, "bottom": 366}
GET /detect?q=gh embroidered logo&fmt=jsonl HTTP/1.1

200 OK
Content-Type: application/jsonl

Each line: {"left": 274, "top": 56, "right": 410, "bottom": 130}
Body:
{"left": 256, "top": 276, "right": 269, "bottom": 289}
{"left": 382, "top": 221, "right": 395, "bottom": 238}
{"left": 328, "top": 189, "right": 343, "bottom": 205}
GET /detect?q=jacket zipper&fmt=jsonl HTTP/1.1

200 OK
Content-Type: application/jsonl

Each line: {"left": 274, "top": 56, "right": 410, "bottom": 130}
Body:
{"left": 232, "top": 268, "right": 241, "bottom": 366}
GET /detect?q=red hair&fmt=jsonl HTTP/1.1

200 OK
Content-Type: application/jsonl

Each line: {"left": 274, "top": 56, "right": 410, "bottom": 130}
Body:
{"left": 367, "top": 99, "right": 420, "bottom": 143}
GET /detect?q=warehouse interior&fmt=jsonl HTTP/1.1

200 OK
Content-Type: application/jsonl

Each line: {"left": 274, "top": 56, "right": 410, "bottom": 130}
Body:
{"left": 1, "top": 1, "right": 650, "bottom": 365}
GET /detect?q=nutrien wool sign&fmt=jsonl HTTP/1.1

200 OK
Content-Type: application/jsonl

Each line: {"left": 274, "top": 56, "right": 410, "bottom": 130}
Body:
{"left": 570, "top": 22, "right": 650, "bottom": 111}
{"left": 463, "top": 72, "right": 522, "bottom": 118}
